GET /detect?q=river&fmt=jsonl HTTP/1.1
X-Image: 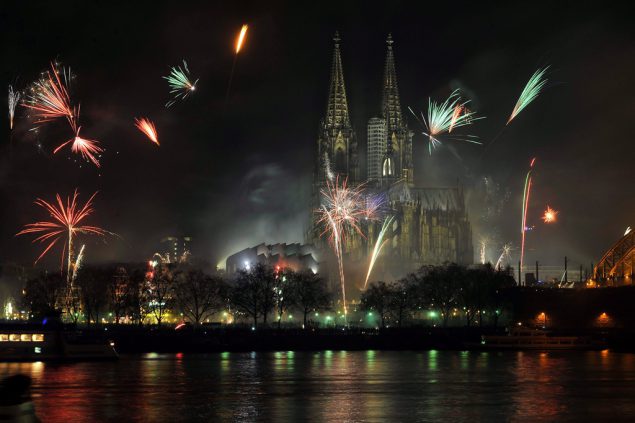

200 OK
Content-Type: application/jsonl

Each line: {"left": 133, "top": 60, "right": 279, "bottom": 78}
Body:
{"left": 2, "top": 350, "right": 635, "bottom": 421}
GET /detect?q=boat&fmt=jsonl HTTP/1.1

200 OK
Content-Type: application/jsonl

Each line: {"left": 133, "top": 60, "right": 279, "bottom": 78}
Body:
{"left": 0, "top": 324, "right": 118, "bottom": 361}
{"left": 480, "top": 327, "right": 603, "bottom": 350}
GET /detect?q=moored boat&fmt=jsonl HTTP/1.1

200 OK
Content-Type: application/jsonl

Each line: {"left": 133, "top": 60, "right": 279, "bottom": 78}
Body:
{"left": 0, "top": 324, "right": 118, "bottom": 361}
{"left": 480, "top": 327, "right": 605, "bottom": 350}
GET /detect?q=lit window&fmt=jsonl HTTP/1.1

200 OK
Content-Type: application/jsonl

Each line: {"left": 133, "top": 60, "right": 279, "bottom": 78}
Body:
{"left": 0, "top": 334, "right": 8, "bottom": 342}
{"left": 32, "top": 334, "right": 44, "bottom": 342}
{"left": 21, "top": 334, "right": 32, "bottom": 342}
{"left": 34, "top": 347, "right": 42, "bottom": 354}
{"left": 9, "top": 334, "right": 20, "bottom": 342}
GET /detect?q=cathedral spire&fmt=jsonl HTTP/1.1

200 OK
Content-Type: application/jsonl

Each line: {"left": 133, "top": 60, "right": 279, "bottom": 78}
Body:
{"left": 325, "top": 31, "right": 351, "bottom": 129}
{"left": 382, "top": 33, "right": 403, "bottom": 131}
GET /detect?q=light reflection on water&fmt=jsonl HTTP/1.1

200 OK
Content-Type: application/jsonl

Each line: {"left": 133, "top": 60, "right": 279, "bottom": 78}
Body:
{"left": 1, "top": 351, "right": 635, "bottom": 421}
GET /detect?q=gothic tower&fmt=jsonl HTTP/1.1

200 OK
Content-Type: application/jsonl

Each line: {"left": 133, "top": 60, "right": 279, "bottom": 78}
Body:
{"left": 316, "top": 32, "right": 359, "bottom": 183}
{"left": 380, "top": 34, "right": 413, "bottom": 185}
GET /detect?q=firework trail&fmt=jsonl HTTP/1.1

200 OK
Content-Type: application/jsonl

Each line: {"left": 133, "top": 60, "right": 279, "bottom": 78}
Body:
{"left": 323, "top": 152, "right": 334, "bottom": 182}
{"left": 16, "top": 190, "right": 109, "bottom": 282}
{"left": 8, "top": 85, "right": 20, "bottom": 130}
{"left": 317, "top": 177, "right": 368, "bottom": 318}
{"left": 135, "top": 117, "right": 159, "bottom": 146}
{"left": 53, "top": 127, "right": 103, "bottom": 168}
{"left": 226, "top": 24, "right": 249, "bottom": 102}
{"left": 479, "top": 238, "right": 488, "bottom": 264}
{"left": 519, "top": 158, "right": 536, "bottom": 282}
{"left": 23, "top": 62, "right": 77, "bottom": 129}
{"left": 364, "top": 216, "right": 394, "bottom": 289}
{"left": 164, "top": 60, "right": 198, "bottom": 108}
{"left": 408, "top": 89, "right": 483, "bottom": 155}
{"left": 625, "top": 226, "right": 632, "bottom": 237}
{"left": 495, "top": 243, "right": 513, "bottom": 269}
{"left": 542, "top": 205, "right": 558, "bottom": 223}
{"left": 71, "top": 244, "right": 86, "bottom": 283}
{"left": 508, "top": 66, "right": 549, "bottom": 124}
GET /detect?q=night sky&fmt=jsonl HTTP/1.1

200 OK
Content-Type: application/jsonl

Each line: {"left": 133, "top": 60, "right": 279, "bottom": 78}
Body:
{"left": 1, "top": 1, "right": 634, "bottom": 271}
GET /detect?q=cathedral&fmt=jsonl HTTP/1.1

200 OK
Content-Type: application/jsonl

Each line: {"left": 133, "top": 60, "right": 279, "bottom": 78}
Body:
{"left": 307, "top": 32, "right": 473, "bottom": 287}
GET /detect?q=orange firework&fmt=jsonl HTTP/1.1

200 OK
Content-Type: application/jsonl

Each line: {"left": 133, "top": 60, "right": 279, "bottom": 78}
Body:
{"left": 53, "top": 127, "right": 103, "bottom": 168}
{"left": 16, "top": 190, "right": 108, "bottom": 279}
{"left": 23, "top": 62, "right": 77, "bottom": 129}
{"left": 236, "top": 24, "right": 248, "bottom": 54}
{"left": 542, "top": 205, "right": 558, "bottom": 223}
{"left": 448, "top": 104, "right": 464, "bottom": 133}
{"left": 135, "top": 117, "right": 159, "bottom": 146}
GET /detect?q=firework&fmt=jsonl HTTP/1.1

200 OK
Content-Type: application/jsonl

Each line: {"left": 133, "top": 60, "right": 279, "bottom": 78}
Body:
{"left": 479, "top": 238, "right": 488, "bottom": 265}
{"left": 8, "top": 85, "right": 20, "bottom": 130}
{"left": 71, "top": 244, "right": 86, "bottom": 283}
{"left": 53, "top": 127, "right": 103, "bottom": 167}
{"left": 508, "top": 67, "right": 549, "bottom": 124}
{"left": 364, "top": 216, "right": 394, "bottom": 289}
{"left": 236, "top": 24, "right": 248, "bottom": 54}
{"left": 16, "top": 190, "right": 108, "bottom": 282}
{"left": 408, "top": 89, "right": 482, "bottom": 154}
{"left": 495, "top": 243, "right": 513, "bottom": 269}
{"left": 317, "top": 177, "right": 367, "bottom": 317}
{"left": 323, "top": 152, "right": 334, "bottom": 182}
{"left": 135, "top": 117, "right": 159, "bottom": 146}
{"left": 23, "top": 62, "right": 77, "bottom": 129}
{"left": 542, "top": 205, "right": 558, "bottom": 223}
{"left": 519, "top": 158, "right": 536, "bottom": 280}
{"left": 163, "top": 60, "right": 198, "bottom": 108}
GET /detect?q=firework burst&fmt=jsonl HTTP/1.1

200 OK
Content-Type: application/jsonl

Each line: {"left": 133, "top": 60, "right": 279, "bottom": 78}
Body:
{"left": 495, "top": 243, "right": 513, "bottom": 269}
{"left": 164, "top": 60, "right": 198, "bottom": 108}
{"left": 16, "top": 190, "right": 109, "bottom": 281}
{"left": 23, "top": 62, "right": 77, "bottom": 129}
{"left": 409, "top": 89, "right": 483, "bottom": 154}
{"left": 542, "top": 205, "right": 558, "bottom": 223}
{"left": 8, "top": 85, "right": 20, "bottom": 130}
{"left": 53, "top": 127, "right": 103, "bottom": 168}
{"left": 135, "top": 117, "right": 159, "bottom": 146}
{"left": 508, "top": 66, "right": 549, "bottom": 124}
{"left": 317, "top": 177, "right": 368, "bottom": 317}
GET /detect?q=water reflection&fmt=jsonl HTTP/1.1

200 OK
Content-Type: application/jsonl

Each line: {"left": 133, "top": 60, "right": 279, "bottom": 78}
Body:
{"left": 1, "top": 351, "right": 635, "bottom": 421}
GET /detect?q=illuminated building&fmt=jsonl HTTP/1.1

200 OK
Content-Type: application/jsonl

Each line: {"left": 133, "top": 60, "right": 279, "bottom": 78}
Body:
{"left": 308, "top": 33, "right": 473, "bottom": 288}
{"left": 159, "top": 236, "right": 192, "bottom": 264}
{"left": 225, "top": 243, "right": 320, "bottom": 275}
{"left": 367, "top": 117, "right": 386, "bottom": 183}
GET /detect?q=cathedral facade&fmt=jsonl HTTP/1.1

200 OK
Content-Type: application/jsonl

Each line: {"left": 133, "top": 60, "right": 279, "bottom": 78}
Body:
{"left": 308, "top": 33, "right": 473, "bottom": 285}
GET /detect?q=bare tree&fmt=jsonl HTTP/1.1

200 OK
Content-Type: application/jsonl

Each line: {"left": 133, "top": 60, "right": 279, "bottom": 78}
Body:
{"left": 230, "top": 263, "right": 275, "bottom": 328}
{"left": 22, "top": 272, "right": 64, "bottom": 318}
{"left": 77, "top": 266, "right": 110, "bottom": 325}
{"left": 361, "top": 281, "right": 393, "bottom": 327}
{"left": 174, "top": 269, "right": 226, "bottom": 327}
{"left": 145, "top": 264, "right": 174, "bottom": 327}
{"left": 292, "top": 270, "right": 331, "bottom": 328}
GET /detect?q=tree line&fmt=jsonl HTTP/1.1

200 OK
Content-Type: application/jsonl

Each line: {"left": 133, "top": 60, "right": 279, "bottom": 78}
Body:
{"left": 361, "top": 263, "right": 516, "bottom": 327}
{"left": 20, "top": 262, "right": 515, "bottom": 328}
{"left": 21, "top": 262, "right": 331, "bottom": 328}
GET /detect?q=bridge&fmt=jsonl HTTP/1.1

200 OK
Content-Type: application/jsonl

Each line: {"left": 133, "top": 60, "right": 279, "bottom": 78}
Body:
{"left": 593, "top": 229, "right": 634, "bottom": 285}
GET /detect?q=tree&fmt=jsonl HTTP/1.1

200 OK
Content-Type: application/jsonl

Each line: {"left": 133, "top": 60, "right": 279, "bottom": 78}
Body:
{"left": 274, "top": 268, "right": 297, "bottom": 328}
{"left": 22, "top": 272, "right": 64, "bottom": 318}
{"left": 421, "top": 263, "right": 463, "bottom": 327}
{"left": 486, "top": 266, "right": 516, "bottom": 327}
{"left": 107, "top": 266, "right": 132, "bottom": 324}
{"left": 174, "top": 269, "right": 226, "bottom": 327}
{"left": 145, "top": 264, "right": 174, "bottom": 326}
{"left": 388, "top": 277, "right": 418, "bottom": 327}
{"left": 230, "top": 263, "right": 276, "bottom": 328}
{"left": 127, "top": 268, "right": 147, "bottom": 325}
{"left": 291, "top": 270, "right": 331, "bottom": 328}
{"left": 361, "top": 281, "right": 393, "bottom": 327}
{"left": 76, "top": 266, "right": 110, "bottom": 325}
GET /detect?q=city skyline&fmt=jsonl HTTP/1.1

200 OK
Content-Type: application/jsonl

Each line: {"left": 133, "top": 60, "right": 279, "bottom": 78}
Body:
{"left": 1, "top": 2, "right": 634, "bottom": 271}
